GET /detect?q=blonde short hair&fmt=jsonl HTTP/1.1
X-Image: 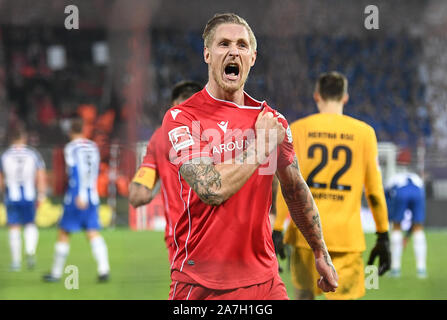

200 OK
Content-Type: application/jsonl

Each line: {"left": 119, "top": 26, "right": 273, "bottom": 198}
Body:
{"left": 202, "top": 13, "right": 257, "bottom": 51}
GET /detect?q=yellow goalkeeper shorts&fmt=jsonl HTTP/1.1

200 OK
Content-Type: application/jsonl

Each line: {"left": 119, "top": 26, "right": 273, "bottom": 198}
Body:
{"left": 290, "top": 247, "right": 365, "bottom": 300}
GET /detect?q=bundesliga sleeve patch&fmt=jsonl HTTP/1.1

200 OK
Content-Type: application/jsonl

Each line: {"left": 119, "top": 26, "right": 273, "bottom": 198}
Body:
{"left": 168, "top": 126, "right": 195, "bottom": 152}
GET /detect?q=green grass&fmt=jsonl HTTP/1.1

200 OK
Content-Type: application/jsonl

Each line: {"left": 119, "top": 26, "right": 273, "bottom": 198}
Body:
{"left": 0, "top": 228, "right": 171, "bottom": 300}
{"left": 279, "top": 229, "right": 447, "bottom": 300}
{"left": 0, "top": 228, "right": 446, "bottom": 300}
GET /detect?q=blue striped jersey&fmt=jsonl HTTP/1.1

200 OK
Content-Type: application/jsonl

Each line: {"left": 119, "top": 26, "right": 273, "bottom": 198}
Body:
{"left": 64, "top": 138, "right": 100, "bottom": 206}
{"left": 0, "top": 144, "right": 45, "bottom": 202}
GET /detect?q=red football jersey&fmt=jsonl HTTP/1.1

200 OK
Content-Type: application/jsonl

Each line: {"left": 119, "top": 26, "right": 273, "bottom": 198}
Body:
{"left": 140, "top": 127, "right": 176, "bottom": 260}
{"left": 161, "top": 87, "right": 295, "bottom": 290}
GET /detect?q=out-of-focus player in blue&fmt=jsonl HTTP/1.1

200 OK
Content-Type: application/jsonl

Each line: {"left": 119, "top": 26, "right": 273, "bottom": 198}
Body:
{"left": 385, "top": 151, "right": 427, "bottom": 279}
{"left": 0, "top": 124, "right": 47, "bottom": 271}
{"left": 43, "top": 117, "right": 110, "bottom": 282}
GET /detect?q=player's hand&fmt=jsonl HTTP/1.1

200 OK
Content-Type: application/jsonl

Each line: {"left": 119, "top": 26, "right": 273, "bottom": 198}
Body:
{"left": 315, "top": 251, "right": 338, "bottom": 293}
{"left": 272, "top": 230, "right": 286, "bottom": 260}
{"left": 367, "top": 231, "right": 391, "bottom": 276}
{"left": 255, "top": 110, "right": 285, "bottom": 160}
{"left": 75, "top": 196, "right": 88, "bottom": 210}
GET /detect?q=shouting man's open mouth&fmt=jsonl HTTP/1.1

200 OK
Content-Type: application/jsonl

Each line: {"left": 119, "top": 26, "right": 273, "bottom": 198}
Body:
{"left": 224, "top": 63, "right": 240, "bottom": 82}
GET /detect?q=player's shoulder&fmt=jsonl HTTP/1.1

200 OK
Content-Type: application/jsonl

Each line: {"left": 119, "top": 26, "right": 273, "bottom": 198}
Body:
{"left": 289, "top": 113, "right": 319, "bottom": 130}
{"left": 324, "top": 114, "right": 374, "bottom": 133}
{"left": 289, "top": 113, "right": 374, "bottom": 133}
{"left": 2, "top": 145, "right": 38, "bottom": 157}
{"left": 164, "top": 103, "right": 197, "bottom": 125}
{"left": 83, "top": 139, "right": 100, "bottom": 154}
{"left": 181, "top": 89, "right": 204, "bottom": 107}
{"left": 164, "top": 90, "right": 205, "bottom": 122}
{"left": 290, "top": 114, "right": 310, "bottom": 126}
{"left": 147, "top": 126, "right": 163, "bottom": 143}
{"left": 85, "top": 138, "right": 98, "bottom": 148}
{"left": 65, "top": 138, "right": 97, "bottom": 150}
{"left": 23, "top": 145, "right": 45, "bottom": 162}
{"left": 65, "top": 139, "right": 77, "bottom": 148}
{"left": 340, "top": 114, "right": 375, "bottom": 133}
{"left": 152, "top": 126, "right": 163, "bottom": 136}
{"left": 332, "top": 114, "right": 377, "bottom": 140}
{"left": 24, "top": 145, "right": 42, "bottom": 155}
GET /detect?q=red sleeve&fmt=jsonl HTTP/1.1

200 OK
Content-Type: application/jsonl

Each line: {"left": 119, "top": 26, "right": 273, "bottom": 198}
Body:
{"left": 277, "top": 117, "right": 295, "bottom": 169}
{"left": 161, "top": 107, "right": 211, "bottom": 168}
{"left": 140, "top": 128, "right": 160, "bottom": 170}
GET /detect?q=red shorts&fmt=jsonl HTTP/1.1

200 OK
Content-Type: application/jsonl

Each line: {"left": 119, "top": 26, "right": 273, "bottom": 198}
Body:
{"left": 169, "top": 273, "right": 289, "bottom": 300}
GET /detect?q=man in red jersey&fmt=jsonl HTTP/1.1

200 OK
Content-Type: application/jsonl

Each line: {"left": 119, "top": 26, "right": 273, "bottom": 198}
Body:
{"left": 161, "top": 13, "right": 338, "bottom": 300}
{"left": 129, "top": 80, "right": 202, "bottom": 263}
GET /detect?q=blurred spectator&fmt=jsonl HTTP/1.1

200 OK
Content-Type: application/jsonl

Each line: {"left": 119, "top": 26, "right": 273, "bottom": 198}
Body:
{"left": 77, "top": 103, "right": 97, "bottom": 139}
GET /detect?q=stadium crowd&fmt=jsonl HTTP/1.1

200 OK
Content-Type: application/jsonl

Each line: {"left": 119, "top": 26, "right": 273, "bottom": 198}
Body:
{"left": 0, "top": 27, "right": 433, "bottom": 152}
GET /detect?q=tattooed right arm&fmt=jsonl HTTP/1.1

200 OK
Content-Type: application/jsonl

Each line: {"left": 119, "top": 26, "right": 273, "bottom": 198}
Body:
{"left": 179, "top": 110, "right": 286, "bottom": 206}
{"left": 179, "top": 140, "right": 261, "bottom": 206}
{"left": 179, "top": 158, "right": 224, "bottom": 206}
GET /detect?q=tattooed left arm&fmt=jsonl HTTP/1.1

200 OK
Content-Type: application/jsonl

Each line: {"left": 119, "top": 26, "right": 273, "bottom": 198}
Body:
{"left": 276, "top": 156, "right": 326, "bottom": 256}
{"left": 276, "top": 156, "right": 338, "bottom": 291}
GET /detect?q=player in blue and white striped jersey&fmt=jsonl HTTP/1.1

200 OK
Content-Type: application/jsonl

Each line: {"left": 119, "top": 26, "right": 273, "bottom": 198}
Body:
{"left": 0, "top": 124, "right": 47, "bottom": 271}
{"left": 44, "top": 117, "right": 110, "bottom": 282}
{"left": 385, "top": 157, "right": 427, "bottom": 279}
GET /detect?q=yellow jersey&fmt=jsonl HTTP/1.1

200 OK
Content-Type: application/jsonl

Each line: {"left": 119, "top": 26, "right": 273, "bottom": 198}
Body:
{"left": 275, "top": 113, "right": 389, "bottom": 252}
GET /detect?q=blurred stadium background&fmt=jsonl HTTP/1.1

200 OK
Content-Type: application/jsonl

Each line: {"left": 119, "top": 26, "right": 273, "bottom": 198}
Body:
{"left": 0, "top": 0, "right": 447, "bottom": 299}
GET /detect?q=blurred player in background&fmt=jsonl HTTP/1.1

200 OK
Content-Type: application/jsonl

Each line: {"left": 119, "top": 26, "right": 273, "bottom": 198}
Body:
{"left": 43, "top": 118, "right": 110, "bottom": 282}
{"left": 0, "top": 123, "right": 47, "bottom": 271}
{"left": 163, "top": 13, "right": 337, "bottom": 300}
{"left": 129, "top": 80, "right": 202, "bottom": 263}
{"left": 274, "top": 71, "right": 390, "bottom": 300}
{"left": 385, "top": 152, "right": 427, "bottom": 278}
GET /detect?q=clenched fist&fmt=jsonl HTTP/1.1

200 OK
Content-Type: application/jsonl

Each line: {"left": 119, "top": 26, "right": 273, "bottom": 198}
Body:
{"left": 255, "top": 110, "right": 286, "bottom": 162}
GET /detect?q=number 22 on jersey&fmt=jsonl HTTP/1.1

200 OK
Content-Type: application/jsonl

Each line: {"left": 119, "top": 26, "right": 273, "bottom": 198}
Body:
{"left": 306, "top": 143, "right": 353, "bottom": 191}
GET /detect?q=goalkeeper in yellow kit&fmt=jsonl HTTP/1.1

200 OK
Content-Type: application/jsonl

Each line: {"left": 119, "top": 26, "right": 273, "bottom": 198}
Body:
{"left": 273, "top": 72, "right": 390, "bottom": 300}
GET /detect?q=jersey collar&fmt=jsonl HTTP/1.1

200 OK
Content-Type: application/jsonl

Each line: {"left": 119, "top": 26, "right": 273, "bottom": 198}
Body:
{"left": 204, "top": 85, "right": 265, "bottom": 110}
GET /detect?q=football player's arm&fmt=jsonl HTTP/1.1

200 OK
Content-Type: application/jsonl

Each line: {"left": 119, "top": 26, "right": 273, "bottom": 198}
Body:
{"left": 129, "top": 167, "right": 158, "bottom": 208}
{"left": 129, "top": 131, "right": 160, "bottom": 208}
{"left": 271, "top": 176, "right": 288, "bottom": 259}
{"left": 364, "top": 127, "right": 391, "bottom": 275}
{"left": 179, "top": 142, "right": 261, "bottom": 206}
{"left": 364, "top": 128, "right": 389, "bottom": 233}
{"left": 273, "top": 183, "right": 289, "bottom": 232}
{"left": 276, "top": 156, "right": 338, "bottom": 292}
{"left": 179, "top": 111, "right": 284, "bottom": 206}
